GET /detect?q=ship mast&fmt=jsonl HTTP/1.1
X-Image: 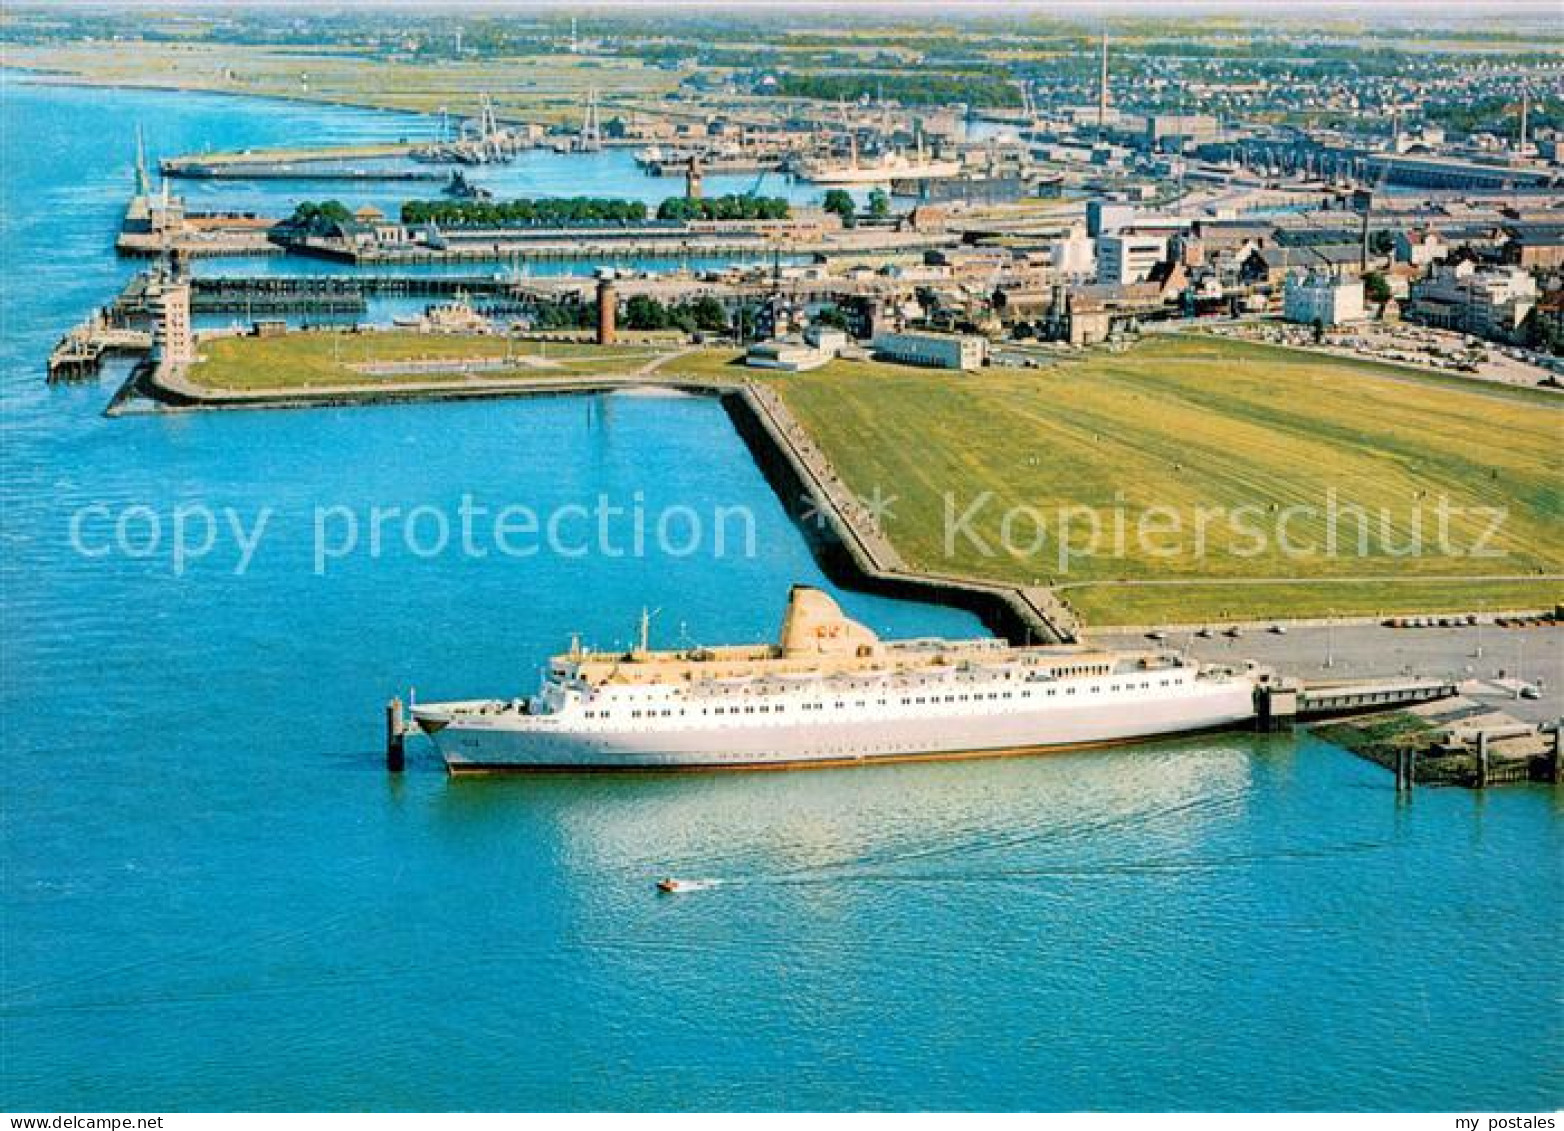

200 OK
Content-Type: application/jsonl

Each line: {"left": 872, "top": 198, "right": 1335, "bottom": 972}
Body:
{"left": 636, "top": 607, "right": 660, "bottom": 656}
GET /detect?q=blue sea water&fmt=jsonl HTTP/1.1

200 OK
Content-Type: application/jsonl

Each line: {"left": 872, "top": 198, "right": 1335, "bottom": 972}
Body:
{"left": 2, "top": 77, "right": 1561, "bottom": 1113}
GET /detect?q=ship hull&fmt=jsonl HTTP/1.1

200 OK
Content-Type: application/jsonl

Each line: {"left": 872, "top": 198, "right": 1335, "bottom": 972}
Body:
{"left": 419, "top": 680, "right": 1257, "bottom": 774}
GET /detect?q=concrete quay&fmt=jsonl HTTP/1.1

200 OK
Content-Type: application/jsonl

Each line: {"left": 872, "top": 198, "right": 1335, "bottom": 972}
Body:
{"left": 1095, "top": 622, "right": 1562, "bottom": 725}
{"left": 115, "top": 229, "right": 282, "bottom": 259}
{"left": 126, "top": 357, "right": 737, "bottom": 415}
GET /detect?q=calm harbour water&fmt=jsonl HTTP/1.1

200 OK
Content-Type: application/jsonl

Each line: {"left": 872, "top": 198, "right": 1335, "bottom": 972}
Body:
{"left": 1, "top": 78, "right": 1560, "bottom": 1112}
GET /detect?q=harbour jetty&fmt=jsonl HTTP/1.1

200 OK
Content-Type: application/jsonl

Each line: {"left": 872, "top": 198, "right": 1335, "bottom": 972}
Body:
{"left": 48, "top": 324, "right": 151, "bottom": 382}
{"left": 159, "top": 143, "right": 423, "bottom": 177}
{"left": 133, "top": 364, "right": 738, "bottom": 413}
{"left": 47, "top": 281, "right": 159, "bottom": 381}
{"left": 1315, "top": 699, "right": 1562, "bottom": 788}
{"left": 164, "top": 165, "right": 446, "bottom": 183}
{"left": 290, "top": 227, "right": 955, "bottom": 267}
{"left": 166, "top": 270, "right": 954, "bottom": 318}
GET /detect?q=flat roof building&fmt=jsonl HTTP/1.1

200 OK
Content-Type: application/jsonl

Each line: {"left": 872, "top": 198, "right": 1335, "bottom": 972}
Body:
{"left": 746, "top": 326, "right": 848, "bottom": 373}
{"left": 1097, "top": 233, "right": 1168, "bottom": 285}
{"left": 1145, "top": 113, "right": 1220, "bottom": 149}
{"left": 872, "top": 330, "right": 987, "bottom": 371}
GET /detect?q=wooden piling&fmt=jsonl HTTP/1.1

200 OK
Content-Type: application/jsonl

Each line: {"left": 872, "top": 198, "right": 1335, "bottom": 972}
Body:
{"left": 386, "top": 697, "right": 406, "bottom": 772}
{"left": 1475, "top": 731, "right": 1490, "bottom": 789}
{"left": 1393, "top": 745, "right": 1418, "bottom": 791}
{"left": 1551, "top": 727, "right": 1562, "bottom": 785}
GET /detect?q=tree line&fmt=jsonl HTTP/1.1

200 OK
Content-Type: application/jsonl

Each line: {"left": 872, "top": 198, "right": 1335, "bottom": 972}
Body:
{"left": 285, "top": 200, "right": 355, "bottom": 234}
{"left": 821, "top": 188, "right": 891, "bottom": 228}
{"left": 519, "top": 295, "right": 735, "bottom": 336}
{"left": 622, "top": 294, "right": 731, "bottom": 334}
{"left": 654, "top": 195, "right": 790, "bottom": 222}
{"left": 767, "top": 70, "right": 1020, "bottom": 108}
{"left": 400, "top": 197, "right": 651, "bottom": 227}
{"left": 398, "top": 194, "right": 790, "bottom": 228}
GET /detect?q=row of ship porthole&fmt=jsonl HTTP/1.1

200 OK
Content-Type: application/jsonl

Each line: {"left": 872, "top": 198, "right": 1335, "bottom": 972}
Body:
{"left": 605, "top": 667, "right": 1113, "bottom": 701}
{"left": 576, "top": 677, "right": 1190, "bottom": 723}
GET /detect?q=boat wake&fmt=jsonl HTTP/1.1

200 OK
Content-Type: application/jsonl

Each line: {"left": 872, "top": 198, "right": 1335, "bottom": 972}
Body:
{"left": 655, "top": 877, "right": 724, "bottom": 894}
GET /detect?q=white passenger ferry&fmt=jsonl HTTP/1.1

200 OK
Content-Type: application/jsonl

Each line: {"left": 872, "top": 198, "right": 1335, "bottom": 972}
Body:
{"left": 412, "top": 587, "right": 1265, "bottom": 774}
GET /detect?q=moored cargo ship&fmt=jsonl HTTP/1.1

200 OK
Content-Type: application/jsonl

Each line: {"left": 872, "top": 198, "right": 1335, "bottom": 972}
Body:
{"left": 412, "top": 587, "right": 1268, "bottom": 774}
{"left": 793, "top": 151, "right": 963, "bottom": 185}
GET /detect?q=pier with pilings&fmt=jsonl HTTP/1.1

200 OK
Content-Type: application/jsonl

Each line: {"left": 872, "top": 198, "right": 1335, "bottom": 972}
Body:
{"left": 1312, "top": 690, "right": 1562, "bottom": 789}
{"left": 159, "top": 143, "right": 425, "bottom": 178}
{"left": 161, "top": 271, "right": 935, "bottom": 322}
{"left": 47, "top": 323, "right": 153, "bottom": 383}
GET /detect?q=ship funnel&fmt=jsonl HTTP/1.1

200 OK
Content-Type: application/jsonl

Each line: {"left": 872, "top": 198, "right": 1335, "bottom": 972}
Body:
{"left": 778, "top": 586, "right": 879, "bottom": 658}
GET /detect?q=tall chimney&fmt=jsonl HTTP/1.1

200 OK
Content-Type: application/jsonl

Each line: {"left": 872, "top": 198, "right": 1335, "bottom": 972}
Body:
{"left": 1098, "top": 30, "right": 1110, "bottom": 141}
{"left": 1359, "top": 191, "right": 1373, "bottom": 274}
{"left": 595, "top": 274, "right": 617, "bottom": 345}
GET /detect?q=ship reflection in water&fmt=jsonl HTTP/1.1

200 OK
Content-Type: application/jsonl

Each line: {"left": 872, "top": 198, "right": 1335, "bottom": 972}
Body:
{"left": 434, "top": 735, "right": 1259, "bottom": 886}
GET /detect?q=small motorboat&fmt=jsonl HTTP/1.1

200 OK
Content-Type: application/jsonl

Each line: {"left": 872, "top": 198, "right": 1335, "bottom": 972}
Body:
{"left": 1269, "top": 624, "right": 1289, "bottom": 635}
{"left": 656, "top": 878, "right": 712, "bottom": 894}
{"left": 1195, "top": 628, "right": 1214, "bottom": 639}
{"left": 1223, "top": 626, "right": 1244, "bottom": 639}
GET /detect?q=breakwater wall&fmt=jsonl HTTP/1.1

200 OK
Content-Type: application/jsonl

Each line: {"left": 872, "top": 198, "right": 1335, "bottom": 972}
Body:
{"left": 722, "top": 386, "right": 1077, "bottom": 646}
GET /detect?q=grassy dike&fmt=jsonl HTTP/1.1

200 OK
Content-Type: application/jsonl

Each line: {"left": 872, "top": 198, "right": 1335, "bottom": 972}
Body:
{"left": 725, "top": 336, "right": 1562, "bottom": 625}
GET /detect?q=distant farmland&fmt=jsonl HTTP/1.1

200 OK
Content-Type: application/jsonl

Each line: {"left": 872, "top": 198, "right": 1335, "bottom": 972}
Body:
{"left": 768, "top": 335, "right": 1562, "bottom": 626}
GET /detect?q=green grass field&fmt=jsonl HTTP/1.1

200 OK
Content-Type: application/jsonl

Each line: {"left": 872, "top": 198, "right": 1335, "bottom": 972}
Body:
{"left": 759, "top": 336, "right": 1563, "bottom": 625}
{"left": 190, "top": 331, "right": 670, "bottom": 390}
